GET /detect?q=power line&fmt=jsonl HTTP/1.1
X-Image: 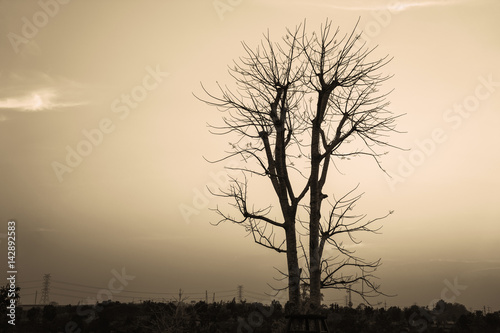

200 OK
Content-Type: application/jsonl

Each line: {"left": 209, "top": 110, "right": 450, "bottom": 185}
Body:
{"left": 48, "top": 292, "right": 83, "bottom": 299}
{"left": 18, "top": 286, "right": 38, "bottom": 290}
{"left": 51, "top": 286, "right": 102, "bottom": 295}
{"left": 19, "top": 278, "right": 251, "bottom": 304}
{"left": 21, "top": 278, "right": 269, "bottom": 300}
{"left": 52, "top": 279, "right": 235, "bottom": 295}
{"left": 17, "top": 280, "right": 42, "bottom": 284}
{"left": 245, "top": 290, "right": 271, "bottom": 297}
{"left": 22, "top": 292, "right": 37, "bottom": 297}
{"left": 51, "top": 280, "right": 179, "bottom": 295}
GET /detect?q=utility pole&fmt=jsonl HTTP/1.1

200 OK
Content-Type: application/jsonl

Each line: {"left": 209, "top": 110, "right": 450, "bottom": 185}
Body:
{"left": 212, "top": 292, "right": 215, "bottom": 303}
{"left": 205, "top": 290, "right": 208, "bottom": 303}
{"left": 41, "top": 274, "right": 51, "bottom": 305}
{"left": 237, "top": 285, "right": 243, "bottom": 302}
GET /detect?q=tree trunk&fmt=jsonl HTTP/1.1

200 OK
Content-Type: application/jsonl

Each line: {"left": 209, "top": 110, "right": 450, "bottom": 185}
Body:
{"left": 309, "top": 92, "right": 329, "bottom": 310}
{"left": 285, "top": 218, "right": 301, "bottom": 311}
{"left": 309, "top": 152, "right": 322, "bottom": 310}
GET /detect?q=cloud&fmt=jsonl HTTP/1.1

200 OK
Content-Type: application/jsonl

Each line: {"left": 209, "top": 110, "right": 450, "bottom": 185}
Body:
{"left": 0, "top": 88, "right": 86, "bottom": 111}
{"left": 385, "top": 0, "right": 471, "bottom": 11}
{"left": 297, "top": 0, "right": 474, "bottom": 12}
{"left": 0, "top": 71, "right": 89, "bottom": 112}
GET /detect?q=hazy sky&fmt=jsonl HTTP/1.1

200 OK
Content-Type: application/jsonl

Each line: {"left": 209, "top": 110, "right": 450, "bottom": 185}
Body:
{"left": 1, "top": 0, "right": 499, "bottom": 311}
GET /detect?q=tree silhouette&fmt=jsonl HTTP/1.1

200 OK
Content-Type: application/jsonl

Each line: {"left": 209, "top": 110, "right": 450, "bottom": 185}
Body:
{"left": 198, "top": 18, "right": 400, "bottom": 312}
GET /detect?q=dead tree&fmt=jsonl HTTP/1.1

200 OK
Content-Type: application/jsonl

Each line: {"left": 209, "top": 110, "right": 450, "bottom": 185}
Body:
{"left": 197, "top": 18, "right": 400, "bottom": 312}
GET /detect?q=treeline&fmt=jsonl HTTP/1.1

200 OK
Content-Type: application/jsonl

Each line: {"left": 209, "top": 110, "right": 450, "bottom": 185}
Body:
{"left": 6, "top": 299, "right": 500, "bottom": 333}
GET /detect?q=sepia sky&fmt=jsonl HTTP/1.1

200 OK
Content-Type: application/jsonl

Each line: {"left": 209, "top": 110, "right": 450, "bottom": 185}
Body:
{"left": 1, "top": 0, "right": 499, "bottom": 310}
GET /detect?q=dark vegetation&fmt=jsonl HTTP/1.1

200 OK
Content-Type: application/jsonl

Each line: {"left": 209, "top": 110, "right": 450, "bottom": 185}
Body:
{"left": 5, "top": 299, "right": 500, "bottom": 332}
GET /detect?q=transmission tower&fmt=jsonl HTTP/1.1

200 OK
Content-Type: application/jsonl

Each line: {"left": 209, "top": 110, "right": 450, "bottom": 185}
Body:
{"left": 237, "top": 285, "right": 243, "bottom": 302}
{"left": 346, "top": 288, "right": 352, "bottom": 308}
{"left": 41, "top": 273, "right": 51, "bottom": 305}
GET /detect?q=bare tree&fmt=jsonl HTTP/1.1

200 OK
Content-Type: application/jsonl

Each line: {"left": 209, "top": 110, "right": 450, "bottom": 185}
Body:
{"left": 197, "top": 18, "right": 401, "bottom": 312}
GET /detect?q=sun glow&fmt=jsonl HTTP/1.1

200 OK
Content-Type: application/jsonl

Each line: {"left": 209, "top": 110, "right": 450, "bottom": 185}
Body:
{"left": 24, "top": 90, "right": 57, "bottom": 111}
{"left": 0, "top": 90, "right": 55, "bottom": 111}
{"left": 0, "top": 88, "right": 85, "bottom": 112}
{"left": 30, "top": 94, "right": 44, "bottom": 110}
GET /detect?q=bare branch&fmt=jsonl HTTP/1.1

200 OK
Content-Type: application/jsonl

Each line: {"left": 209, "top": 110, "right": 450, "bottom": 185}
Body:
{"left": 198, "top": 18, "right": 401, "bottom": 309}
